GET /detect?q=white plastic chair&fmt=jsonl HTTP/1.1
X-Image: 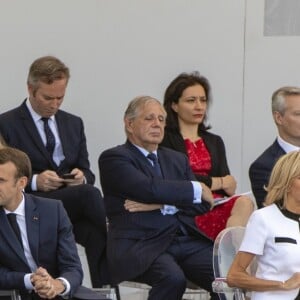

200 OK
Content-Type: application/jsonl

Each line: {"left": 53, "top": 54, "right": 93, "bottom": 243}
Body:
{"left": 120, "top": 280, "right": 210, "bottom": 300}
{"left": 212, "top": 226, "right": 250, "bottom": 300}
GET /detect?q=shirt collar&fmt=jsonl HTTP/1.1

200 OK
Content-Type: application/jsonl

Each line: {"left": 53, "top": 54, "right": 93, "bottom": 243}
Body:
{"left": 277, "top": 135, "right": 300, "bottom": 153}
{"left": 132, "top": 144, "right": 158, "bottom": 157}
{"left": 4, "top": 193, "right": 25, "bottom": 217}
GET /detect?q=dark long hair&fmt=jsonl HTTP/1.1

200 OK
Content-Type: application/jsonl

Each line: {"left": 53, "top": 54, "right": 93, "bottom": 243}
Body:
{"left": 163, "top": 71, "right": 212, "bottom": 133}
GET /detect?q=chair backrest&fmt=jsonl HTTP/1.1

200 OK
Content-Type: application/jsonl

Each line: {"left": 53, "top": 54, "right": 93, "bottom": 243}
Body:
{"left": 213, "top": 226, "right": 245, "bottom": 279}
{"left": 212, "top": 226, "right": 247, "bottom": 300}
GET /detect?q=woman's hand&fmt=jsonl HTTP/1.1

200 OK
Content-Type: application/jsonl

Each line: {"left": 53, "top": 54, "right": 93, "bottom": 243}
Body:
{"left": 282, "top": 273, "right": 300, "bottom": 290}
{"left": 221, "top": 175, "right": 237, "bottom": 196}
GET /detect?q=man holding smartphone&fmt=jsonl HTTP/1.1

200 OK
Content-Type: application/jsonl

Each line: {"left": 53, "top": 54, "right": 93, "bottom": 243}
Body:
{"left": 0, "top": 56, "right": 108, "bottom": 288}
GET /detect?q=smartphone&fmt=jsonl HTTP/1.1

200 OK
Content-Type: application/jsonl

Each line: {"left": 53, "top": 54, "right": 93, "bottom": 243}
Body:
{"left": 61, "top": 173, "right": 75, "bottom": 179}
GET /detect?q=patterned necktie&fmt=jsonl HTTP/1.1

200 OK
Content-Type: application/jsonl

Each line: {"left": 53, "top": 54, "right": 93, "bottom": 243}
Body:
{"left": 7, "top": 213, "right": 23, "bottom": 249}
{"left": 41, "top": 117, "right": 56, "bottom": 156}
{"left": 147, "top": 152, "right": 163, "bottom": 177}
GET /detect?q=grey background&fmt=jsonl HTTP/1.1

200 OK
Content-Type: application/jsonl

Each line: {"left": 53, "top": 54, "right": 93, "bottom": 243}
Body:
{"left": 1, "top": 0, "right": 299, "bottom": 193}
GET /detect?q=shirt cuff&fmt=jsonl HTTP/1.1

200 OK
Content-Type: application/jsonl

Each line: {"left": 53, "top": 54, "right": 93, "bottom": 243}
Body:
{"left": 57, "top": 277, "right": 71, "bottom": 297}
{"left": 160, "top": 205, "right": 178, "bottom": 215}
{"left": 191, "top": 181, "right": 202, "bottom": 203}
{"left": 24, "top": 273, "right": 34, "bottom": 290}
{"left": 31, "top": 174, "right": 38, "bottom": 191}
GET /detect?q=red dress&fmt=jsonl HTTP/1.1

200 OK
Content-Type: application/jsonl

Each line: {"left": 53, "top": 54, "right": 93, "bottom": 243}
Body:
{"left": 184, "top": 138, "right": 238, "bottom": 240}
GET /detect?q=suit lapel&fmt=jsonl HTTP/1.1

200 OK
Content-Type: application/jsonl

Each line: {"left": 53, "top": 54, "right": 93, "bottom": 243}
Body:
{"left": 19, "top": 102, "right": 57, "bottom": 168}
{"left": 25, "top": 195, "right": 40, "bottom": 264}
{"left": 0, "top": 208, "right": 29, "bottom": 266}
{"left": 157, "top": 149, "right": 169, "bottom": 179}
{"left": 273, "top": 140, "right": 286, "bottom": 157}
{"left": 55, "top": 111, "right": 68, "bottom": 159}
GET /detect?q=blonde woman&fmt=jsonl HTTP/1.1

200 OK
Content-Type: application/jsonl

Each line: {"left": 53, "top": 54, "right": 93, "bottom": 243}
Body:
{"left": 227, "top": 151, "right": 300, "bottom": 299}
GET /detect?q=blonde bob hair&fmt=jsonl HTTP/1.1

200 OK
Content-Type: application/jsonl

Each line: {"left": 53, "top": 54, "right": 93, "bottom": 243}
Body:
{"left": 265, "top": 151, "right": 300, "bottom": 207}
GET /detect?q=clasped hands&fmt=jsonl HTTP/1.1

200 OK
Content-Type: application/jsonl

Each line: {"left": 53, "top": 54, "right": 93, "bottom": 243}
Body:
{"left": 37, "top": 169, "right": 85, "bottom": 192}
{"left": 30, "top": 267, "right": 65, "bottom": 299}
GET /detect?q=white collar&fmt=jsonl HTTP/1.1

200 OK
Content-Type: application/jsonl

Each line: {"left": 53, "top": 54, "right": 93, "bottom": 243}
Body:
{"left": 277, "top": 136, "right": 300, "bottom": 153}
{"left": 4, "top": 193, "right": 25, "bottom": 217}
{"left": 132, "top": 144, "right": 158, "bottom": 157}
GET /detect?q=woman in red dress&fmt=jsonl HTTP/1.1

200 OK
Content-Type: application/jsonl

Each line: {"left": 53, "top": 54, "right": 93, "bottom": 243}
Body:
{"left": 161, "top": 72, "right": 254, "bottom": 240}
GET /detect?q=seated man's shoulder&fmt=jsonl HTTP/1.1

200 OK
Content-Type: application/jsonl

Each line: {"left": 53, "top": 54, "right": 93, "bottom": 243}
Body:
{"left": 57, "top": 109, "right": 83, "bottom": 123}
{"left": 0, "top": 106, "right": 21, "bottom": 123}
{"left": 250, "top": 140, "right": 283, "bottom": 171}
{"left": 159, "top": 145, "right": 186, "bottom": 157}
{"left": 99, "top": 144, "right": 126, "bottom": 158}
{"left": 26, "top": 193, "right": 63, "bottom": 209}
{"left": 100, "top": 143, "right": 189, "bottom": 164}
{"left": 158, "top": 146, "right": 191, "bottom": 166}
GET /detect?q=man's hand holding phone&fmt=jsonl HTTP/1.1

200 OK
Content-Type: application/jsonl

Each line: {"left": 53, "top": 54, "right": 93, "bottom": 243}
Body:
{"left": 61, "top": 168, "right": 85, "bottom": 186}
{"left": 37, "top": 170, "right": 65, "bottom": 192}
{"left": 61, "top": 173, "right": 76, "bottom": 180}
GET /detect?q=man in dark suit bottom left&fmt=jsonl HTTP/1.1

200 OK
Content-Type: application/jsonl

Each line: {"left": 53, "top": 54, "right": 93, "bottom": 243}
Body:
{"left": 0, "top": 146, "right": 83, "bottom": 299}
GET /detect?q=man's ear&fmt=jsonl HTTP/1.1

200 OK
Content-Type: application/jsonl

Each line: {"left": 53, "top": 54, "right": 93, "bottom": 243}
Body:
{"left": 124, "top": 117, "right": 133, "bottom": 134}
{"left": 27, "top": 84, "right": 34, "bottom": 97}
{"left": 18, "top": 176, "right": 28, "bottom": 191}
{"left": 273, "top": 111, "right": 283, "bottom": 125}
{"left": 27, "top": 84, "right": 38, "bottom": 98}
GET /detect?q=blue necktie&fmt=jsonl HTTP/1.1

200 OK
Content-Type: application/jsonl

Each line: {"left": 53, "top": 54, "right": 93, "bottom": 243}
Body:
{"left": 147, "top": 153, "right": 162, "bottom": 177}
{"left": 7, "top": 213, "right": 23, "bottom": 249}
{"left": 41, "top": 117, "right": 56, "bottom": 156}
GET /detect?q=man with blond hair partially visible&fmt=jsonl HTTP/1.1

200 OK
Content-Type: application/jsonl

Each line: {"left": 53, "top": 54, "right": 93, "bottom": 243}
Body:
{"left": 249, "top": 86, "right": 300, "bottom": 208}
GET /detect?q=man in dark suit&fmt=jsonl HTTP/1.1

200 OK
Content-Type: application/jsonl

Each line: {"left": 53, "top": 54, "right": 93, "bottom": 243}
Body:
{"left": 0, "top": 56, "right": 107, "bottom": 287}
{"left": 0, "top": 147, "right": 83, "bottom": 299}
{"left": 99, "top": 96, "right": 219, "bottom": 300}
{"left": 249, "top": 86, "right": 300, "bottom": 208}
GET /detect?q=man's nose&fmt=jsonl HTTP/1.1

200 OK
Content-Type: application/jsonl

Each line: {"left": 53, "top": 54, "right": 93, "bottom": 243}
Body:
{"left": 152, "top": 118, "right": 162, "bottom": 126}
{"left": 51, "top": 99, "right": 62, "bottom": 108}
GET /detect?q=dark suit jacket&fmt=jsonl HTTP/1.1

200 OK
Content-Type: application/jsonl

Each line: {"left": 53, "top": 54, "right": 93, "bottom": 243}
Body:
{"left": 161, "top": 127, "right": 230, "bottom": 195}
{"left": 0, "top": 100, "right": 95, "bottom": 191}
{"left": 249, "top": 140, "right": 286, "bottom": 208}
{"left": 99, "top": 141, "right": 211, "bottom": 284}
{"left": 0, "top": 194, "right": 83, "bottom": 296}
